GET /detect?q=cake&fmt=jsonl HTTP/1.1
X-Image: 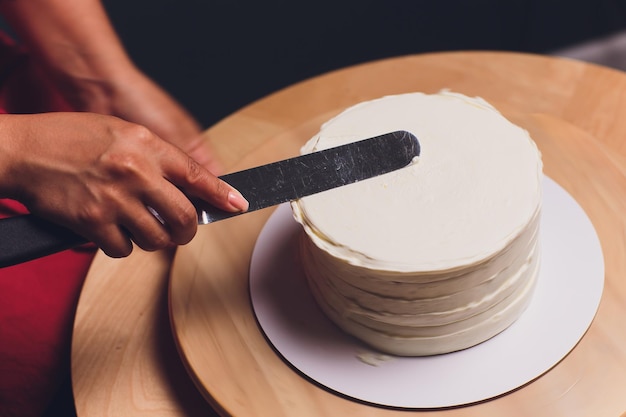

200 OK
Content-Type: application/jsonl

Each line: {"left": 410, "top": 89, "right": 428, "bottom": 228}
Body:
{"left": 291, "top": 91, "right": 543, "bottom": 356}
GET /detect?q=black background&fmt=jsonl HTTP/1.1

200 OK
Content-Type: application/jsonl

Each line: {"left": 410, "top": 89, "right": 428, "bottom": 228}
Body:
{"left": 4, "top": 1, "right": 626, "bottom": 128}
{"left": 100, "top": 0, "right": 626, "bottom": 128}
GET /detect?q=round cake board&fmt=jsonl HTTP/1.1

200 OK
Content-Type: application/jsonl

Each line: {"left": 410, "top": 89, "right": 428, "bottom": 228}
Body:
{"left": 249, "top": 176, "right": 604, "bottom": 409}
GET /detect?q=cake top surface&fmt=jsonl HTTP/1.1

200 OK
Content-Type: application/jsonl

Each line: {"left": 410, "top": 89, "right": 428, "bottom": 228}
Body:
{"left": 291, "top": 91, "right": 543, "bottom": 272}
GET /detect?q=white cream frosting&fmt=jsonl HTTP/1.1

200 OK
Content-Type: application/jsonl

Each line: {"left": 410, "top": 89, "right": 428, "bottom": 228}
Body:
{"left": 291, "top": 91, "right": 543, "bottom": 356}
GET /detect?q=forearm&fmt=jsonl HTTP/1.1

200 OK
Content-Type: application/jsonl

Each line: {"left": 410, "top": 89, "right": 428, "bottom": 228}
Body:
{"left": 0, "top": 1, "right": 215, "bottom": 172}
{"left": 0, "top": 0, "right": 137, "bottom": 109}
{"left": 0, "top": 114, "right": 21, "bottom": 199}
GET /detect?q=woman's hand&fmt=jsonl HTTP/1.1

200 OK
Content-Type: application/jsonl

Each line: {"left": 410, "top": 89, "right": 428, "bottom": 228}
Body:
{"left": 0, "top": 112, "right": 248, "bottom": 257}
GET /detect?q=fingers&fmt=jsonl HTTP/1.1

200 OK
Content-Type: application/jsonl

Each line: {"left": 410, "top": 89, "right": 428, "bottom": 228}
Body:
{"left": 120, "top": 203, "right": 174, "bottom": 251}
{"left": 97, "top": 158, "right": 248, "bottom": 256}
{"left": 162, "top": 152, "right": 249, "bottom": 213}
{"left": 180, "top": 133, "right": 224, "bottom": 175}
{"left": 86, "top": 197, "right": 190, "bottom": 257}
{"left": 80, "top": 223, "right": 134, "bottom": 259}
{"left": 141, "top": 184, "right": 199, "bottom": 246}
{"left": 99, "top": 134, "right": 249, "bottom": 255}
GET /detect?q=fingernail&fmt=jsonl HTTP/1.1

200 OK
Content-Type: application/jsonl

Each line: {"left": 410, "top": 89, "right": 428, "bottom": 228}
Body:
{"left": 228, "top": 189, "right": 249, "bottom": 212}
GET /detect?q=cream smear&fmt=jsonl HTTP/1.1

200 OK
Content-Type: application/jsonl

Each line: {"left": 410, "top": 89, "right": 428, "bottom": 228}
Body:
{"left": 292, "top": 91, "right": 542, "bottom": 272}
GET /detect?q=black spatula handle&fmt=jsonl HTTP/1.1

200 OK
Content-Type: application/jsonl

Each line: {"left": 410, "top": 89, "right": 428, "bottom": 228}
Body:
{"left": 0, "top": 215, "right": 87, "bottom": 268}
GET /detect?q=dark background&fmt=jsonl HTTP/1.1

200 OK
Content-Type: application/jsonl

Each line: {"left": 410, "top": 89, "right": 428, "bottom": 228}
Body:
{"left": 97, "top": 0, "right": 626, "bottom": 128}
{"left": 1, "top": 1, "right": 626, "bottom": 128}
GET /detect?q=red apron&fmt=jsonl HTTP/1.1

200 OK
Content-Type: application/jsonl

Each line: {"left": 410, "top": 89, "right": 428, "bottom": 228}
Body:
{"left": 0, "top": 33, "right": 97, "bottom": 417}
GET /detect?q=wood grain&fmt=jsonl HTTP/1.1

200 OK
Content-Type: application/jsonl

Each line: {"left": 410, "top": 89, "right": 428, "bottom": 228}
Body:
{"left": 72, "top": 52, "right": 626, "bottom": 417}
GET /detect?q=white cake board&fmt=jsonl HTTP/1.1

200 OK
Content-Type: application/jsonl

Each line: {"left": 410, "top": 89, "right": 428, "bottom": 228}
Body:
{"left": 249, "top": 176, "right": 604, "bottom": 409}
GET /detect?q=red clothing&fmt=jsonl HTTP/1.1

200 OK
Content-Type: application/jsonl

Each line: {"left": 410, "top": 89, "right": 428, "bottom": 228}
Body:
{"left": 0, "top": 34, "right": 96, "bottom": 417}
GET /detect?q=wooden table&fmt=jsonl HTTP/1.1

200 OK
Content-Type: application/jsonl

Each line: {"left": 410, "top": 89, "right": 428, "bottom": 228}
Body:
{"left": 71, "top": 51, "right": 626, "bottom": 417}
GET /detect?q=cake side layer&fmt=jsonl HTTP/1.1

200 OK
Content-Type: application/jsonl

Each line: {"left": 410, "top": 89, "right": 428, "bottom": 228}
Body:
{"left": 300, "top": 216, "right": 539, "bottom": 324}
{"left": 307, "top": 251, "right": 540, "bottom": 356}
{"left": 300, "top": 206, "right": 541, "bottom": 303}
{"left": 292, "top": 91, "right": 543, "bottom": 356}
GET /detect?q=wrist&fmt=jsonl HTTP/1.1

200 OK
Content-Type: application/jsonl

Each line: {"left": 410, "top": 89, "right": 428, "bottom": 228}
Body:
{"left": 45, "top": 53, "right": 139, "bottom": 113}
{"left": 0, "top": 114, "right": 23, "bottom": 198}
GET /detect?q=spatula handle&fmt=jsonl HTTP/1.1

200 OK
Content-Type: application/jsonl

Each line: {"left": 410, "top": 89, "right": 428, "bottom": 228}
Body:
{"left": 0, "top": 215, "right": 88, "bottom": 268}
